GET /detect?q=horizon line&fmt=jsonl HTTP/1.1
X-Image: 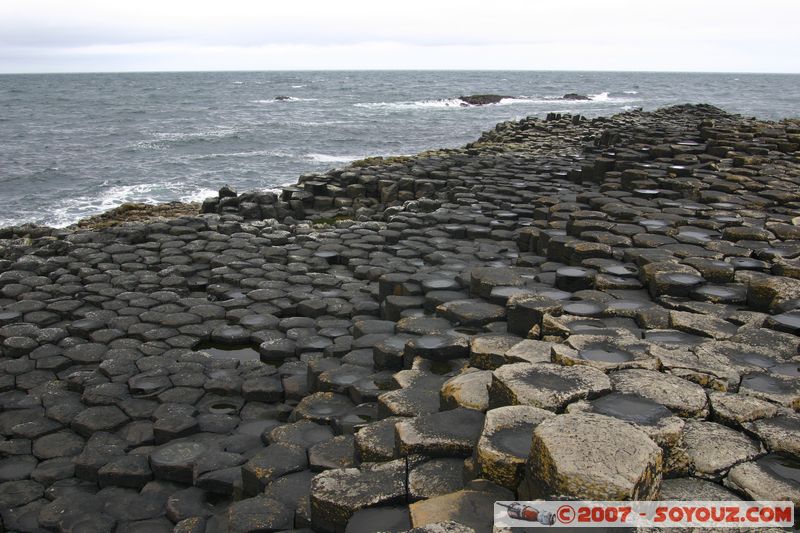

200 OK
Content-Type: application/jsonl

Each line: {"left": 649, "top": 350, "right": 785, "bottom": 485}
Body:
{"left": 1, "top": 68, "right": 799, "bottom": 76}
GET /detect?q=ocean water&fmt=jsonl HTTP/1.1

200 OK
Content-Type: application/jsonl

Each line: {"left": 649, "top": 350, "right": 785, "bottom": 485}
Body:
{"left": 1, "top": 70, "right": 798, "bottom": 228}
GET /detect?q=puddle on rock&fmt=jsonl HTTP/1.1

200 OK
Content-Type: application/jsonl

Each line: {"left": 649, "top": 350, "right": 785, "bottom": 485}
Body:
{"left": 423, "top": 278, "right": 460, "bottom": 291}
{"left": 769, "top": 312, "right": 800, "bottom": 333}
{"left": 448, "top": 327, "right": 481, "bottom": 338}
{"left": 602, "top": 265, "right": 639, "bottom": 277}
{"left": 563, "top": 302, "right": 605, "bottom": 317}
{"left": 728, "top": 257, "right": 769, "bottom": 271}
{"left": 522, "top": 370, "right": 574, "bottom": 392}
{"left": 726, "top": 350, "right": 777, "bottom": 369}
{"left": 771, "top": 363, "right": 800, "bottom": 377}
{"left": 490, "top": 426, "right": 535, "bottom": 457}
{"left": 578, "top": 344, "right": 635, "bottom": 363}
{"left": 606, "top": 300, "right": 646, "bottom": 312}
{"left": 590, "top": 392, "right": 672, "bottom": 426}
{"left": 740, "top": 373, "right": 793, "bottom": 394}
{"left": 195, "top": 341, "right": 260, "bottom": 362}
{"left": 208, "top": 402, "right": 240, "bottom": 415}
{"left": 327, "top": 371, "right": 363, "bottom": 386}
{"left": 569, "top": 319, "right": 610, "bottom": 333}
{"left": 757, "top": 453, "right": 800, "bottom": 484}
{"left": 558, "top": 267, "right": 592, "bottom": 277}
{"left": 644, "top": 330, "right": 705, "bottom": 346}
{"left": 235, "top": 419, "right": 281, "bottom": 437}
{"left": 428, "top": 360, "right": 457, "bottom": 376}
{"left": 691, "top": 285, "right": 746, "bottom": 303}
{"left": 415, "top": 335, "right": 450, "bottom": 350}
{"left": 662, "top": 273, "right": 705, "bottom": 286}
{"left": 537, "top": 289, "right": 572, "bottom": 301}
{"left": 129, "top": 375, "right": 171, "bottom": 397}
{"left": 335, "top": 403, "right": 378, "bottom": 433}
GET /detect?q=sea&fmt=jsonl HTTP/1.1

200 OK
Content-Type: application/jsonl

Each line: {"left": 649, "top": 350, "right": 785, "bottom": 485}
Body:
{"left": 1, "top": 70, "right": 798, "bottom": 228}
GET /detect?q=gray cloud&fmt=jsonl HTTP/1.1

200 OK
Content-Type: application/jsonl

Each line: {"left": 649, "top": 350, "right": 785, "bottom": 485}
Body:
{"left": 0, "top": 0, "right": 797, "bottom": 72}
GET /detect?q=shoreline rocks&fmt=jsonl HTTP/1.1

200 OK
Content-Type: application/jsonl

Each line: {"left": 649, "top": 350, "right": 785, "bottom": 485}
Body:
{"left": 2, "top": 103, "right": 800, "bottom": 532}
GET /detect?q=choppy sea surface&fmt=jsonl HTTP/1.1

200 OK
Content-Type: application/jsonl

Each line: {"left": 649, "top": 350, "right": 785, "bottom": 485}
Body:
{"left": 1, "top": 70, "right": 798, "bottom": 227}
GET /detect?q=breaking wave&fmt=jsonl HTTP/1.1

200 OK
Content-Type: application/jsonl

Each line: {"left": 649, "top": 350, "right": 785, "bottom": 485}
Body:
{"left": 305, "top": 153, "right": 363, "bottom": 163}
{"left": 354, "top": 93, "right": 638, "bottom": 110}
{"left": 133, "top": 129, "right": 241, "bottom": 150}
{"left": 41, "top": 182, "right": 217, "bottom": 228}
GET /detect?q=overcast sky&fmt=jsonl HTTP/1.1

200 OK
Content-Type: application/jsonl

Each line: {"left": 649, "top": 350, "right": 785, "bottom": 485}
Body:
{"left": 1, "top": 0, "right": 798, "bottom": 73}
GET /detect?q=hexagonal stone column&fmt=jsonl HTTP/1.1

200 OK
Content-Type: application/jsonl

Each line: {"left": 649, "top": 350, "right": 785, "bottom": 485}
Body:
{"left": 681, "top": 421, "right": 763, "bottom": 479}
{"left": 149, "top": 441, "right": 207, "bottom": 484}
{"left": 408, "top": 479, "right": 512, "bottom": 532}
{"left": 241, "top": 442, "right": 308, "bottom": 496}
{"left": 610, "top": 369, "right": 708, "bottom": 417}
{"left": 725, "top": 453, "right": 800, "bottom": 508}
{"left": 310, "top": 459, "right": 407, "bottom": 532}
{"left": 476, "top": 405, "right": 554, "bottom": 489}
{"left": 395, "top": 408, "right": 485, "bottom": 458}
{"left": 440, "top": 369, "right": 492, "bottom": 411}
{"left": 226, "top": 495, "right": 293, "bottom": 532}
{"left": 521, "top": 412, "right": 662, "bottom": 500}
{"left": 489, "top": 362, "right": 610, "bottom": 411}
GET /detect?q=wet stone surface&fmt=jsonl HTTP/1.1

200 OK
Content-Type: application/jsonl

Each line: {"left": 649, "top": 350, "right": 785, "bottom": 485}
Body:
{"left": 2, "top": 105, "right": 800, "bottom": 531}
{"left": 489, "top": 362, "right": 611, "bottom": 411}
{"left": 522, "top": 412, "right": 662, "bottom": 500}
{"left": 193, "top": 342, "right": 261, "bottom": 362}
{"left": 475, "top": 405, "right": 554, "bottom": 489}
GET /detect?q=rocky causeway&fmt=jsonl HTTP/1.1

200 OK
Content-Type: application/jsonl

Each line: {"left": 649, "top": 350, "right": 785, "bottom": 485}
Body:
{"left": 1, "top": 104, "right": 799, "bottom": 532}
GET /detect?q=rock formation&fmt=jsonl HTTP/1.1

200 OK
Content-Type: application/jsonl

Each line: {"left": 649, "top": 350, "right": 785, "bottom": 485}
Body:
{"left": 1, "top": 104, "right": 799, "bottom": 532}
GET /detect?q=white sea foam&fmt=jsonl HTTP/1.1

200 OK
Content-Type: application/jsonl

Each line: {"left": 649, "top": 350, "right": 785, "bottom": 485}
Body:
{"left": 44, "top": 183, "right": 218, "bottom": 228}
{"left": 496, "top": 97, "right": 543, "bottom": 106}
{"left": 251, "top": 97, "right": 318, "bottom": 104}
{"left": 305, "top": 152, "right": 411, "bottom": 164}
{"left": 265, "top": 179, "right": 301, "bottom": 194}
{"left": 190, "top": 149, "right": 294, "bottom": 161}
{"left": 352, "top": 94, "right": 640, "bottom": 110}
{"left": 179, "top": 187, "right": 218, "bottom": 204}
{"left": 291, "top": 85, "right": 306, "bottom": 88}
{"left": 154, "top": 129, "right": 239, "bottom": 140}
{"left": 305, "top": 153, "right": 362, "bottom": 163}
{"left": 528, "top": 92, "right": 639, "bottom": 104}
{"left": 292, "top": 120, "right": 352, "bottom": 127}
{"left": 133, "top": 129, "right": 240, "bottom": 150}
{"left": 354, "top": 98, "right": 468, "bottom": 110}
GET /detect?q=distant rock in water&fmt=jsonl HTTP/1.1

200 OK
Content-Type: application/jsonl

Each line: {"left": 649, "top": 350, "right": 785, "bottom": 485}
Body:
{"left": 458, "top": 94, "right": 513, "bottom": 106}
{"left": 274, "top": 96, "right": 292, "bottom": 101}
{"left": 562, "top": 93, "right": 592, "bottom": 101}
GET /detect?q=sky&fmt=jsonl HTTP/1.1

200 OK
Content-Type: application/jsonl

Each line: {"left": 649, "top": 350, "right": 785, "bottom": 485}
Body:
{"left": 0, "top": 0, "right": 798, "bottom": 74}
